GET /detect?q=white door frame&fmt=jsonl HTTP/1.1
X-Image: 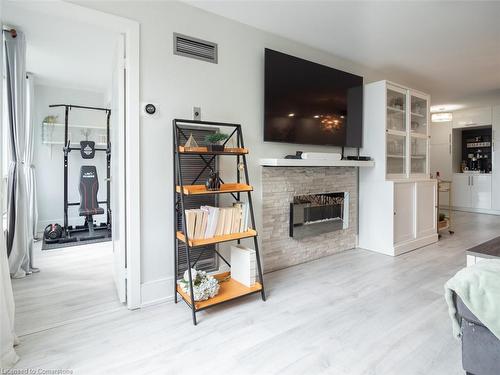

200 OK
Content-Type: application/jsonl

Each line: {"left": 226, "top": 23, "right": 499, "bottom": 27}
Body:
{"left": 11, "top": 1, "right": 142, "bottom": 308}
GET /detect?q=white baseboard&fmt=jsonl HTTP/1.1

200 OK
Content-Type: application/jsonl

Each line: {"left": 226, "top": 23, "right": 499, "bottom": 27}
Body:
{"left": 449, "top": 206, "right": 500, "bottom": 216}
{"left": 140, "top": 276, "right": 174, "bottom": 307}
{"left": 394, "top": 233, "right": 438, "bottom": 256}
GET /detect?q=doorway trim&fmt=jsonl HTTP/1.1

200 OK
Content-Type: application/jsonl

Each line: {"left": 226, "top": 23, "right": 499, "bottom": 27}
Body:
{"left": 13, "top": 1, "right": 142, "bottom": 308}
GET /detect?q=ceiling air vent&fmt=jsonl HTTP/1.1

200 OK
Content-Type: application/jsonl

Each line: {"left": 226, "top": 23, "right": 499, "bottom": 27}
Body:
{"left": 173, "top": 33, "right": 218, "bottom": 64}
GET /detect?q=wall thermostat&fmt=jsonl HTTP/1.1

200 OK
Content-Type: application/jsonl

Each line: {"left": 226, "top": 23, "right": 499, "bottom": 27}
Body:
{"left": 142, "top": 102, "right": 159, "bottom": 117}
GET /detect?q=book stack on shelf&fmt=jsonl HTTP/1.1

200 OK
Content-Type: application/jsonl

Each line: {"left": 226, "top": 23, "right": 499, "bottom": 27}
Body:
{"left": 174, "top": 119, "right": 266, "bottom": 325}
{"left": 184, "top": 202, "right": 250, "bottom": 240}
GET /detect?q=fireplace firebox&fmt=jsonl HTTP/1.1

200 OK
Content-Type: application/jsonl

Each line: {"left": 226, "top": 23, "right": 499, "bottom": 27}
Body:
{"left": 289, "top": 192, "right": 349, "bottom": 238}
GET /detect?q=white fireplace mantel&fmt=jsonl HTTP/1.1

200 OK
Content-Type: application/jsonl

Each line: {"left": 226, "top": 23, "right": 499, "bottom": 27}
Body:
{"left": 259, "top": 158, "right": 375, "bottom": 167}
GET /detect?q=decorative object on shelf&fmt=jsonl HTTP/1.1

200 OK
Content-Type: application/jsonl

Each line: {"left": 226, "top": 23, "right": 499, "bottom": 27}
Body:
{"left": 461, "top": 161, "right": 468, "bottom": 173}
{"left": 205, "top": 171, "right": 220, "bottom": 191}
{"left": 43, "top": 115, "right": 58, "bottom": 124}
{"left": 42, "top": 115, "right": 59, "bottom": 143}
{"left": 184, "top": 132, "right": 198, "bottom": 148}
{"left": 390, "top": 97, "right": 404, "bottom": 110}
{"left": 178, "top": 269, "right": 220, "bottom": 302}
{"left": 231, "top": 245, "right": 256, "bottom": 287}
{"left": 205, "top": 133, "right": 229, "bottom": 151}
{"left": 285, "top": 151, "right": 303, "bottom": 159}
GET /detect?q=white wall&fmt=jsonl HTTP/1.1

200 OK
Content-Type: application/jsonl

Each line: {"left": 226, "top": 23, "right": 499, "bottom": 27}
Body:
{"left": 34, "top": 84, "right": 108, "bottom": 232}
{"left": 76, "top": 1, "right": 415, "bottom": 305}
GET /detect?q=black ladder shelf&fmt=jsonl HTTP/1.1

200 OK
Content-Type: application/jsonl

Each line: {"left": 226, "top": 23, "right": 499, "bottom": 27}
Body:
{"left": 173, "top": 119, "right": 266, "bottom": 325}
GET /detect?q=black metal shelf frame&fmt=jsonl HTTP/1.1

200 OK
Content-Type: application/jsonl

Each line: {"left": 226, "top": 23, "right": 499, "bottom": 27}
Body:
{"left": 173, "top": 119, "right": 266, "bottom": 325}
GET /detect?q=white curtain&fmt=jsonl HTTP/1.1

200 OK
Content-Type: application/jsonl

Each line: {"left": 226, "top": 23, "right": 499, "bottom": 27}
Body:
{"left": 5, "top": 30, "right": 37, "bottom": 278}
{"left": 25, "top": 73, "right": 38, "bottom": 261}
{"left": 1, "top": 30, "right": 20, "bottom": 370}
{"left": 0, "top": 233, "right": 19, "bottom": 368}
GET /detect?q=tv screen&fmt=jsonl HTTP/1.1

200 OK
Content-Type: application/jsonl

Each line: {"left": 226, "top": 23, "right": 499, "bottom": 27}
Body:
{"left": 264, "top": 49, "right": 363, "bottom": 147}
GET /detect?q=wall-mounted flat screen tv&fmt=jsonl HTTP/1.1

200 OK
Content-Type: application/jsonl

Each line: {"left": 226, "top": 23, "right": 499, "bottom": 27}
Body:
{"left": 264, "top": 49, "right": 363, "bottom": 147}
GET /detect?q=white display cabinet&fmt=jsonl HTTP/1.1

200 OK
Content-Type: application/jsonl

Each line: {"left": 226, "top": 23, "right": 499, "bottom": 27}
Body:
{"left": 359, "top": 80, "right": 438, "bottom": 256}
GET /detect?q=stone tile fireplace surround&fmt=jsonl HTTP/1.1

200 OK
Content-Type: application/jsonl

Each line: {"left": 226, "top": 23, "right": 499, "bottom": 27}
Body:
{"left": 261, "top": 166, "right": 357, "bottom": 272}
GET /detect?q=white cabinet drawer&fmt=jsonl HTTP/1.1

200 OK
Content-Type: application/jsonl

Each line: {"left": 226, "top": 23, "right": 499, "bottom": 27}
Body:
{"left": 471, "top": 174, "right": 491, "bottom": 210}
{"left": 453, "top": 107, "right": 492, "bottom": 128}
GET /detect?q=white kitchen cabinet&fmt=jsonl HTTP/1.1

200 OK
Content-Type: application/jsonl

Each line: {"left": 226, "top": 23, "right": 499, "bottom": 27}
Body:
{"left": 492, "top": 106, "right": 500, "bottom": 140}
{"left": 452, "top": 173, "right": 491, "bottom": 210}
{"left": 394, "top": 183, "right": 415, "bottom": 244}
{"left": 492, "top": 148, "right": 500, "bottom": 210}
{"left": 430, "top": 143, "right": 452, "bottom": 180}
{"left": 430, "top": 121, "right": 452, "bottom": 145}
{"left": 491, "top": 106, "right": 500, "bottom": 210}
{"left": 453, "top": 174, "right": 472, "bottom": 208}
{"left": 453, "top": 107, "right": 492, "bottom": 129}
{"left": 360, "top": 80, "right": 437, "bottom": 256}
{"left": 471, "top": 174, "right": 492, "bottom": 209}
{"left": 416, "top": 181, "right": 437, "bottom": 237}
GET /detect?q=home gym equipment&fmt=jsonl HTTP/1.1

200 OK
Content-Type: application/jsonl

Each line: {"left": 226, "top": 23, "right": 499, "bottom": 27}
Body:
{"left": 78, "top": 165, "right": 105, "bottom": 237}
{"left": 44, "top": 224, "right": 63, "bottom": 241}
{"left": 44, "top": 104, "right": 112, "bottom": 245}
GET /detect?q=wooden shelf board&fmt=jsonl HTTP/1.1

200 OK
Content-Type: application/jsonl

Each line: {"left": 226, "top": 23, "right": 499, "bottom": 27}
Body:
{"left": 176, "top": 183, "right": 253, "bottom": 195}
{"left": 176, "top": 229, "right": 257, "bottom": 247}
{"left": 177, "top": 272, "right": 262, "bottom": 311}
{"left": 178, "top": 146, "right": 248, "bottom": 155}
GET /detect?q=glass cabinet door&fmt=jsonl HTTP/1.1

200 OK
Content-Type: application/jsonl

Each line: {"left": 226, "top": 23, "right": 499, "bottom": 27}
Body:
{"left": 387, "top": 88, "right": 407, "bottom": 132}
{"left": 386, "top": 86, "right": 408, "bottom": 177}
{"left": 410, "top": 92, "right": 429, "bottom": 176}
{"left": 410, "top": 136, "right": 428, "bottom": 175}
{"left": 387, "top": 133, "right": 407, "bottom": 176}
{"left": 410, "top": 94, "right": 428, "bottom": 136}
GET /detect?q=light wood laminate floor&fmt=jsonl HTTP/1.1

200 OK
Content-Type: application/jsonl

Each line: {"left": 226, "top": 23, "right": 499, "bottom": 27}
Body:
{"left": 11, "top": 211, "right": 499, "bottom": 374}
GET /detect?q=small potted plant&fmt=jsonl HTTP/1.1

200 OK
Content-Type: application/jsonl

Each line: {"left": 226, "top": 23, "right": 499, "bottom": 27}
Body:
{"left": 205, "top": 133, "right": 229, "bottom": 152}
